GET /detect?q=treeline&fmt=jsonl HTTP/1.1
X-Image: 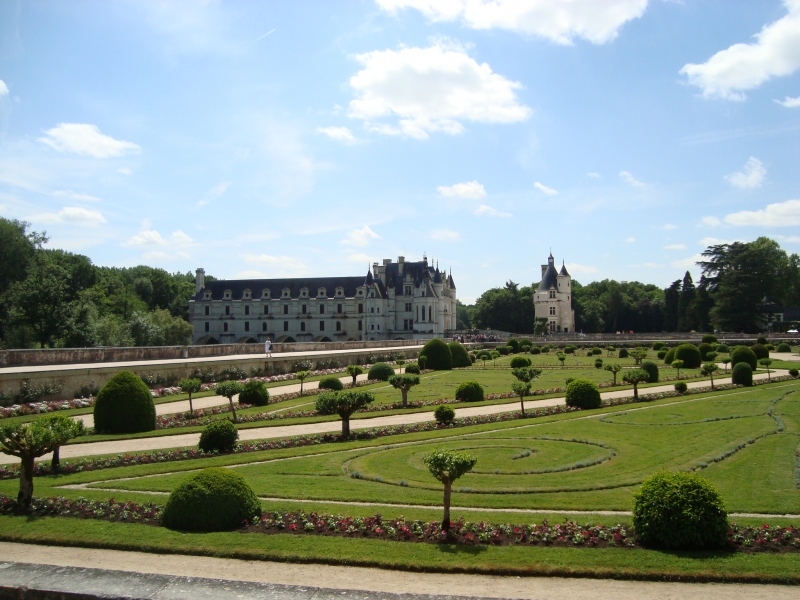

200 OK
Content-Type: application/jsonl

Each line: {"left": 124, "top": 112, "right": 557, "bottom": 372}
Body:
{"left": 0, "top": 218, "right": 203, "bottom": 349}
{"left": 458, "top": 237, "right": 800, "bottom": 334}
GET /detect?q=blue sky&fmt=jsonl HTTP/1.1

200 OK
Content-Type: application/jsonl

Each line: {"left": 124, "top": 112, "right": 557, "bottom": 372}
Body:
{"left": 0, "top": 0, "right": 799, "bottom": 303}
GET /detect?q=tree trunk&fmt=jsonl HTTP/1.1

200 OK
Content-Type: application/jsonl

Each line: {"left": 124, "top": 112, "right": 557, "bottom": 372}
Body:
{"left": 710, "top": 372, "right": 714, "bottom": 390}
{"left": 341, "top": 415, "right": 350, "bottom": 438}
{"left": 352, "top": 375, "right": 357, "bottom": 387}
{"left": 228, "top": 396, "right": 238, "bottom": 422}
{"left": 633, "top": 383, "right": 638, "bottom": 400}
{"left": 18, "top": 455, "right": 35, "bottom": 506}
{"left": 401, "top": 389, "right": 408, "bottom": 408}
{"left": 51, "top": 446, "right": 60, "bottom": 473}
{"left": 519, "top": 394, "right": 526, "bottom": 416}
{"left": 441, "top": 480, "right": 452, "bottom": 532}
{"left": 188, "top": 393, "right": 194, "bottom": 417}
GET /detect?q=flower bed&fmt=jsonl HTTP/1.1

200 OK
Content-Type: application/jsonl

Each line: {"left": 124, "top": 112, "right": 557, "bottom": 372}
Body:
{"left": 0, "top": 397, "right": 94, "bottom": 419}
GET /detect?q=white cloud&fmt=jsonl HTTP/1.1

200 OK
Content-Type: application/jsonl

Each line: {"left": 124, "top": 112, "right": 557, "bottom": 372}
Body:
{"left": 348, "top": 42, "right": 531, "bottom": 139}
{"left": 342, "top": 225, "right": 380, "bottom": 246}
{"left": 626, "top": 237, "right": 636, "bottom": 243}
{"left": 679, "top": 1, "right": 800, "bottom": 100}
{"left": 124, "top": 230, "right": 166, "bottom": 246}
{"left": 671, "top": 254, "right": 704, "bottom": 270}
{"left": 700, "top": 216, "right": 721, "bottom": 227}
{"left": 28, "top": 206, "right": 107, "bottom": 227}
{"left": 775, "top": 235, "right": 800, "bottom": 243}
{"left": 475, "top": 204, "right": 511, "bottom": 217}
{"left": 437, "top": 180, "right": 486, "bottom": 199}
{"left": 198, "top": 181, "right": 233, "bottom": 206}
{"left": 52, "top": 190, "right": 101, "bottom": 203}
{"left": 586, "top": 172, "right": 600, "bottom": 178}
{"left": 0, "top": 80, "right": 8, "bottom": 96}
{"left": 430, "top": 228, "right": 460, "bottom": 241}
{"left": 619, "top": 170, "right": 645, "bottom": 187}
{"left": 170, "top": 230, "right": 194, "bottom": 245}
{"left": 723, "top": 199, "right": 800, "bottom": 227}
{"left": 725, "top": 157, "right": 766, "bottom": 189}
{"left": 663, "top": 244, "right": 686, "bottom": 250}
{"left": 776, "top": 95, "right": 800, "bottom": 107}
{"left": 241, "top": 253, "right": 310, "bottom": 276}
{"left": 376, "top": 0, "right": 648, "bottom": 45}
{"left": 565, "top": 263, "right": 598, "bottom": 275}
{"left": 38, "top": 123, "right": 141, "bottom": 158}
{"left": 317, "top": 126, "right": 358, "bottom": 144}
{"left": 699, "top": 237, "right": 742, "bottom": 246}
{"left": 534, "top": 181, "right": 558, "bottom": 195}
{"left": 660, "top": 223, "right": 677, "bottom": 230}
{"left": 346, "top": 253, "right": 375, "bottom": 264}
{"left": 117, "top": 168, "right": 133, "bottom": 175}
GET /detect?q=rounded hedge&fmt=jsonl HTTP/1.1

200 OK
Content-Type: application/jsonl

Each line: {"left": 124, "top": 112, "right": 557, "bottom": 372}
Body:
{"left": 715, "top": 343, "right": 729, "bottom": 354}
{"left": 420, "top": 338, "right": 453, "bottom": 371}
{"left": 162, "top": 468, "right": 261, "bottom": 532}
{"left": 447, "top": 342, "right": 473, "bottom": 368}
{"left": 529, "top": 346, "right": 541, "bottom": 355}
{"left": 674, "top": 382, "right": 688, "bottom": 394}
{"left": 455, "top": 381, "right": 484, "bottom": 403}
{"left": 594, "top": 358, "right": 603, "bottom": 369}
{"left": 789, "top": 368, "right": 799, "bottom": 378}
{"left": 673, "top": 344, "right": 701, "bottom": 369}
{"left": 731, "top": 345, "right": 757, "bottom": 370}
{"left": 564, "top": 345, "right": 576, "bottom": 354}
{"left": 93, "top": 371, "right": 156, "bottom": 434}
{"left": 565, "top": 379, "right": 601, "bottom": 409}
{"left": 632, "top": 472, "right": 728, "bottom": 550}
{"left": 404, "top": 363, "right": 420, "bottom": 374}
{"left": 697, "top": 343, "right": 713, "bottom": 361}
{"left": 756, "top": 336, "right": 768, "bottom": 345}
{"left": 434, "top": 405, "right": 455, "bottom": 424}
{"left": 657, "top": 350, "right": 667, "bottom": 359}
{"left": 701, "top": 334, "right": 718, "bottom": 344}
{"left": 731, "top": 362, "right": 753, "bottom": 386}
{"left": 368, "top": 362, "right": 395, "bottom": 381}
{"left": 618, "top": 348, "right": 629, "bottom": 359}
{"left": 652, "top": 342, "right": 665, "bottom": 350}
{"left": 198, "top": 419, "right": 239, "bottom": 453}
{"left": 750, "top": 343, "right": 769, "bottom": 360}
{"left": 591, "top": 347, "right": 602, "bottom": 355}
{"left": 318, "top": 376, "right": 344, "bottom": 391}
{"left": 238, "top": 381, "right": 270, "bottom": 406}
{"left": 663, "top": 348, "right": 675, "bottom": 365}
{"left": 510, "top": 356, "right": 532, "bottom": 368}
{"left": 506, "top": 338, "right": 521, "bottom": 353}
{"left": 776, "top": 343, "right": 791, "bottom": 353}
{"left": 497, "top": 346, "right": 509, "bottom": 355}
{"left": 640, "top": 360, "right": 659, "bottom": 383}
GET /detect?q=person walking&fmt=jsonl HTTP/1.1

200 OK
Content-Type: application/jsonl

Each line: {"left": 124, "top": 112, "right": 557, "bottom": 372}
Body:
{"left": 265, "top": 340, "right": 273, "bottom": 357}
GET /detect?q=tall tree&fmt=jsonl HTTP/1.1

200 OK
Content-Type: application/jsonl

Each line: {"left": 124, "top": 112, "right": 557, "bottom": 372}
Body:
{"left": 677, "top": 271, "right": 696, "bottom": 331}
{"left": 663, "top": 280, "right": 681, "bottom": 332}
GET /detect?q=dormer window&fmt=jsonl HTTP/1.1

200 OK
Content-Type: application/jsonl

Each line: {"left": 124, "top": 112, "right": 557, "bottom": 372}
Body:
{"left": 358, "top": 290, "right": 363, "bottom": 295}
{"left": 300, "top": 288, "right": 308, "bottom": 298}
{"left": 262, "top": 289, "right": 271, "bottom": 299}
{"left": 224, "top": 290, "right": 232, "bottom": 300}
{"left": 336, "top": 287, "right": 344, "bottom": 297}
{"left": 318, "top": 288, "right": 326, "bottom": 297}
{"left": 243, "top": 289, "right": 251, "bottom": 299}
{"left": 203, "top": 291, "right": 211, "bottom": 300}
{"left": 282, "top": 288, "right": 290, "bottom": 298}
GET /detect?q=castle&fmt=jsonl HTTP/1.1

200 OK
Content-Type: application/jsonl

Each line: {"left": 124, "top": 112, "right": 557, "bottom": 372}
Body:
{"left": 189, "top": 256, "right": 456, "bottom": 344}
{"left": 533, "top": 252, "right": 575, "bottom": 333}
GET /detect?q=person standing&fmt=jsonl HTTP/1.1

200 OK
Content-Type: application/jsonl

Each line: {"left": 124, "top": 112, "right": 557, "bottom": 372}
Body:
{"left": 265, "top": 339, "right": 273, "bottom": 357}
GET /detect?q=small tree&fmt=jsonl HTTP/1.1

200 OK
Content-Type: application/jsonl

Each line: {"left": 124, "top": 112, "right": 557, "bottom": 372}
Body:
{"left": 604, "top": 363, "right": 622, "bottom": 385}
{"left": 671, "top": 360, "right": 685, "bottom": 379}
{"left": 295, "top": 370, "right": 311, "bottom": 394}
{"left": 759, "top": 358, "right": 773, "bottom": 382}
{"left": 556, "top": 352, "right": 566, "bottom": 369}
{"left": 490, "top": 350, "right": 500, "bottom": 366}
{"left": 346, "top": 364, "right": 363, "bottom": 386}
{"left": 179, "top": 378, "right": 202, "bottom": 417}
{"left": 0, "top": 414, "right": 85, "bottom": 505}
{"left": 396, "top": 358, "right": 406, "bottom": 372}
{"left": 388, "top": 374, "right": 420, "bottom": 408}
{"left": 315, "top": 390, "right": 375, "bottom": 438}
{"left": 605, "top": 346, "right": 615, "bottom": 357}
{"left": 215, "top": 381, "right": 244, "bottom": 422}
{"left": 629, "top": 348, "right": 648, "bottom": 365}
{"left": 622, "top": 369, "right": 649, "bottom": 400}
{"left": 721, "top": 357, "right": 731, "bottom": 374}
{"left": 511, "top": 367, "right": 541, "bottom": 416}
{"left": 423, "top": 448, "right": 477, "bottom": 532}
{"left": 702, "top": 362, "right": 719, "bottom": 390}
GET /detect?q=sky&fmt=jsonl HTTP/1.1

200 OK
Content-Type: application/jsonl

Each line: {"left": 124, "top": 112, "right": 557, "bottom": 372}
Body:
{"left": 0, "top": 0, "right": 799, "bottom": 304}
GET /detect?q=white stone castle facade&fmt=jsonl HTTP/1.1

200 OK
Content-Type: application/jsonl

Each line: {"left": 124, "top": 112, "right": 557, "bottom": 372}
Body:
{"left": 533, "top": 252, "right": 575, "bottom": 333}
{"left": 189, "top": 256, "right": 456, "bottom": 344}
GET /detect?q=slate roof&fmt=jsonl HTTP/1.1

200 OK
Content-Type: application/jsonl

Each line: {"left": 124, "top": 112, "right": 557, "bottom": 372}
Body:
{"left": 193, "top": 276, "right": 365, "bottom": 301}
{"left": 559, "top": 261, "right": 570, "bottom": 277}
{"left": 380, "top": 260, "right": 437, "bottom": 295}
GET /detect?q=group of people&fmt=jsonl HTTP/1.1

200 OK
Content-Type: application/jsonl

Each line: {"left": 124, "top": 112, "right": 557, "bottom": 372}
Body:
{"left": 453, "top": 333, "right": 501, "bottom": 343}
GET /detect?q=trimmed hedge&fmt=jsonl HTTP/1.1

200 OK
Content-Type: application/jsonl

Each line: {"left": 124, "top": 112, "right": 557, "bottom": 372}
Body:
{"left": 756, "top": 336, "right": 768, "bottom": 345}
{"left": 640, "top": 360, "right": 659, "bottom": 383}
{"left": 731, "top": 345, "right": 757, "bottom": 370}
{"left": 529, "top": 346, "right": 541, "bottom": 355}
{"left": 594, "top": 358, "right": 603, "bottom": 369}
{"left": 455, "top": 381, "right": 484, "bottom": 402}
{"left": 198, "top": 419, "right": 239, "bottom": 453}
{"left": 434, "top": 405, "right": 455, "bottom": 424}
{"left": 652, "top": 342, "right": 665, "bottom": 350}
{"left": 701, "top": 334, "right": 718, "bottom": 344}
{"left": 674, "top": 382, "right": 688, "bottom": 394}
{"left": 238, "top": 381, "right": 270, "bottom": 406}
{"left": 420, "top": 338, "right": 453, "bottom": 370}
{"left": 731, "top": 362, "right": 753, "bottom": 386}
{"left": 404, "top": 363, "right": 421, "bottom": 374}
{"left": 750, "top": 343, "right": 769, "bottom": 360}
{"left": 368, "top": 362, "right": 395, "bottom": 381}
{"left": 618, "top": 348, "right": 629, "bottom": 359}
{"left": 162, "top": 468, "right": 261, "bottom": 532}
{"left": 663, "top": 348, "right": 675, "bottom": 365}
{"left": 698, "top": 343, "right": 713, "bottom": 361}
{"left": 497, "top": 346, "right": 509, "bottom": 355}
{"left": 789, "top": 368, "right": 799, "bottom": 378}
{"left": 93, "top": 371, "right": 156, "bottom": 434}
{"left": 318, "top": 376, "right": 344, "bottom": 391}
{"left": 715, "top": 343, "right": 729, "bottom": 354}
{"left": 776, "top": 343, "right": 791, "bottom": 353}
{"left": 565, "top": 379, "right": 601, "bottom": 409}
{"left": 447, "top": 342, "right": 473, "bottom": 368}
{"left": 506, "top": 338, "right": 521, "bottom": 353}
{"left": 673, "top": 344, "right": 701, "bottom": 369}
{"left": 509, "top": 356, "right": 532, "bottom": 368}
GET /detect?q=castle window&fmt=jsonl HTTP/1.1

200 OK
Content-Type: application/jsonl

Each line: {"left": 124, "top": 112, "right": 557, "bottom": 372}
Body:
{"left": 549, "top": 306, "right": 556, "bottom": 316}
{"left": 370, "top": 307, "right": 375, "bottom": 313}
{"left": 405, "top": 303, "right": 412, "bottom": 312}
{"left": 336, "top": 321, "right": 341, "bottom": 331}
{"left": 245, "top": 322, "right": 250, "bottom": 332}
{"left": 358, "top": 304, "right": 363, "bottom": 313}
{"left": 284, "top": 305, "right": 289, "bottom": 314}
{"left": 205, "top": 322, "right": 209, "bottom": 332}
{"left": 358, "top": 320, "right": 362, "bottom": 330}
{"left": 336, "top": 287, "right": 344, "bottom": 297}
{"left": 203, "top": 292, "right": 211, "bottom": 300}
{"left": 284, "top": 321, "right": 288, "bottom": 331}
{"left": 337, "top": 303, "right": 342, "bottom": 313}
{"left": 319, "top": 303, "right": 325, "bottom": 314}
{"left": 225, "top": 306, "right": 230, "bottom": 316}
{"left": 404, "top": 286, "right": 412, "bottom": 295}
{"left": 320, "top": 321, "right": 325, "bottom": 331}
{"left": 205, "top": 306, "right": 209, "bottom": 316}
{"left": 282, "top": 289, "right": 290, "bottom": 298}
{"left": 428, "top": 306, "right": 432, "bottom": 321}
{"left": 300, "top": 288, "right": 308, "bottom": 298}
{"left": 244, "top": 305, "right": 250, "bottom": 316}
{"left": 301, "top": 322, "right": 306, "bottom": 332}
{"left": 224, "top": 290, "right": 232, "bottom": 299}
{"left": 262, "top": 322, "right": 267, "bottom": 332}
{"left": 262, "top": 289, "right": 271, "bottom": 299}
{"left": 264, "top": 305, "right": 269, "bottom": 315}
{"left": 371, "top": 324, "right": 374, "bottom": 330}
{"left": 377, "top": 307, "right": 380, "bottom": 314}
{"left": 243, "top": 289, "right": 251, "bottom": 299}
{"left": 549, "top": 290, "right": 556, "bottom": 299}
{"left": 223, "top": 322, "right": 228, "bottom": 332}
{"left": 302, "top": 304, "right": 307, "bottom": 314}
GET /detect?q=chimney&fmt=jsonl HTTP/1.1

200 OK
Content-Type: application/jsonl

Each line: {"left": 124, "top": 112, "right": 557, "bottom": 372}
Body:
{"left": 383, "top": 258, "right": 391, "bottom": 266}
{"left": 195, "top": 268, "right": 205, "bottom": 294}
{"left": 397, "top": 256, "right": 404, "bottom": 274}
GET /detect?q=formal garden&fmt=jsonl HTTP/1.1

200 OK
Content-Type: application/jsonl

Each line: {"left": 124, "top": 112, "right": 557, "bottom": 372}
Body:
{"left": 1, "top": 336, "right": 800, "bottom": 583}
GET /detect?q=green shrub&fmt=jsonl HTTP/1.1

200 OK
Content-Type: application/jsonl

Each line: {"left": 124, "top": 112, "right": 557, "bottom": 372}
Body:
{"left": 404, "top": 363, "right": 420, "bottom": 374}
{"left": 420, "top": 338, "right": 453, "bottom": 370}
{"left": 652, "top": 342, "right": 665, "bottom": 350}
{"left": 520, "top": 345, "right": 530, "bottom": 353}
{"left": 756, "top": 336, "right": 768, "bottom": 345}
{"left": 529, "top": 346, "right": 540, "bottom": 355}
{"left": 715, "top": 343, "right": 729, "bottom": 353}
{"left": 750, "top": 343, "right": 769, "bottom": 360}
{"left": 731, "top": 346, "right": 757, "bottom": 370}
{"left": 162, "top": 468, "right": 261, "bottom": 532}
{"left": 497, "top": 346, "right": 509, "bottom": 355}
{"left": 520, "top": 338, "right": 532, "bottom": 347}
{"left": 198, "top": 419, "right": 239, "bottom": 453}
{"left": 641, "top": 360, "right": 659, "bottom": 383}
{"left": 594, "top": 358, "right": 603, "bottom": 369}
{"left": 765, "top": 344, "right": 775, "bottom": 351}
{"left": 238, "top": 381, "right": 270, "bottom": 406}
{"left": 701, "top": 334, "right": 717, "bottom": 344}
{"left": 663, "top": 348, "right": 675, "bottom": 364}
{"left": 368, "top": 362, "right": 395, "bottom": 381}
{"left": 591, "top": 347, "right": 602, "bottom": 355}
{"left": 564, "top": 345, "right": 576, "bottom": 354}
{"left": 618, "top": 348, "right": 629, "bottom": 359}
{"left": 510, "top": 356, "right": 532, "bottom": 368}
{"left": 698, "top": 343, "right": 712, "bottom": 361}
{"left": 454, "top": 381, "right": 484, "bottom": 402}
{"left": 565, "top": 379, "right": 601, "bottom": 409}
{"left": 673, "top": 344, "right": 701, "bottom": 369}
{"left": 731, "top": 362, "right": 753, "bottom": 386}
{"left": 506, "top": 338, "right": 520, "bottom": 353}
{"left": 447, "top": 342, "right": 472, "bottom": 368}
{"left": 318, "top": 376, "right": 344, "bottom": 391}
{"left": 541, "top": 345, "right": 550, "bottom": 353}
{"left": 674, "top": 382, "right": 688, "bottom": 394}
{"left": 93, "top": 371, "right": 156, "bottom": 434}
{"left": 565, "top": 377, "right": 575, "bottom": 386}
{"left": 434, "top": 405, "right": 455, "bottom": 424}
{"left": 776, "top": 343, "right": 791, "bottom": 352}
{"left": 789, "top": 368, "right": 799, "bottom": 378}
{"left": 633, "top": 472, "right": 728, "bottom": 550}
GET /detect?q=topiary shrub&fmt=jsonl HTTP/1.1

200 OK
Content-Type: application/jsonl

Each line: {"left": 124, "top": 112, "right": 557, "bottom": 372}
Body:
{"left": 789, "top": 368, "right": 799, "bottom": 378}
{"left": 497, "top": 345, "right": 509, "bottom": 355}
{"left": 663, "top": 348, "right": 675, "bottom": 365}
{"left": 715, "top": 343, "right": 729, "bottom": 354}
{"left": 520, "top": 345, "right": 530, "bottom": 353}
{"left": 776, "top": 343, "right": 791, "bottom": 353}
{"left": 673, "top": 344, "right": 701, "bottom": 369}
{"left": 594, "top": 358, "right": 603, "bottom": 369}
{"left": 592, "top": 347, "right": 602, "bottom": 355}
{"left": 652, "top": 342, "right": 665, "bottom": 350}
{"left": 765, "top": 344, "right": 775, "bottom": 351}
{"left": 633, "top": 472, "right": 728, "bottom": 550}
{"left": 368, "top": 362, "right": 395, "bottom": 381}
{"left": 198, "top": 419, "right": 239, "bottom": 453}
{"left": 455, "top": 381, "right": 484, "bottom": 403}
{"left": 162, "top": 468, "right": 261, "bottom": 532}
{"left": 756, "top": 336, "right": 768, "bottom": 345}
{"left": 529, "top": 346, "right": 540, "bottom": 355}
{"left": 510, "top": 356, "right": 532, "bottom": 368}
{"left": 701, "top": 334, "right": 717, "bottom": 344}
{"left": 641, "top": 360, "right": 659, "bottom": 383}
{"left": 750, "top": 343, "right": 769, "bottom": 360}
{"left": 93, "top": 371, "right": 156, "bottom": 434}
{"left": 564, "top": 344, "right": 576, "bottom": 354}
{"left": 434, "top": 405, "right": 455, "bottom": 424}
{"left": 564, "top": 377, "right": 575, "bottom": 386}
{"left": 447, "top": 342, "right": 473, "bottom": 368}
{"left": 506, "top": 338, "right": 520, "bottom": 353}
{"left": 731, "top": 345, "right": 757, "bottom": 370}
{"left": 618, "top": 348, "right": 629, "bottom": 359}
{"left": 698, "top": 343, "right": 712, "bottom": 361}
{"left": 565, "top": 379, "right": 601, "bottom": 409}
{"left": 420, "top": 338, "right": 453, "bottom": 370}
{"left": 318, "top": 376, "right": 344, "bottom": 391}
{"left": 731, "top": 362, "right": 753, "bottom": 386}
{"left": 238, "top": 381, "right": 270, "bottom": 406}
{"left": 404, "top": 363, "right": 420, "bottom": 374}
{"left": 674, "top": 382, "right": 688, "bottom": 394}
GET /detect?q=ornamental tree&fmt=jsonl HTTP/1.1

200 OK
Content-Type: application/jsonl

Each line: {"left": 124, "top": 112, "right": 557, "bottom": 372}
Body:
{"left": 701, "top": 362, "right": 719, "bottom": 390}
{"left": 490, "top": 350, "right": 500, "bottom": 365}
{"left": 388, "top": 374, "right": 420, "bottom": 408}
{"left": 603, "top": 363, "right": 622, "bottom": 385}
{"left": 629, "top": 348, "right": 648, "bottom": 365}
{"left": 720, "top": 357, "right": 731, "bottom": 374}
{"left": 0, "top": 414, "right": 85, "bottom": 505}
{"left": 346, "top": 364, "right": 363, "bottom": 386}
{"left": 179, "top": 378, "right": 202, "bottom": 417}
{"left": 215, "top": 381, "right": 244, "bottom": 423}
{"left": 759, "top": 358, "right": 773, "bottom": 382}
{"left": 295, "top": 370, "right": 311, "bottom": 394}
{"left": 423, "top": 448, "right": 477, "bottom": 532}
{"left": 671, "top": 360, "right": 685, "bottom": 379}
{"left": 556, "top": 352, "right": 566, "bottom": 368}
{"left": 315, "top": 390, "right": 375, "bottom": 438}
{"left": 510, "top": 367, "right": 541, "bottom": 416}
{"left": 622, "top": 368, "right": 649, "bottom": 400}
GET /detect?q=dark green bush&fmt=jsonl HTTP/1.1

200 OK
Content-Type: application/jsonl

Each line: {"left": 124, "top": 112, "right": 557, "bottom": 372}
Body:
{"left": 674, "top": 382, "right": 688, "bottom": 394}
{"left": 506, "top": 338, "right": 520, "bottom": 353}
{"left": 594, "top": 358, "right": 603, "bottom": 369}
{"left": 565, "top": 379, "right": 601, "bottom": 409}
{"left": 529, "top": 346, "right": 541, "bottom": 355}
{"left": 93, "top": 371, "right": 156, "bottom": 434}
{"left": 663, "top": 348, "right": 675, "bottom": 364}
{"left": 434, "top": 405, "right": 455, "bottom": 424}
{"left": 447, "top": 342, "right": 472, "bottom": 368}
{"left": 162, "top": 468, "right": 261, "bottom": 532}
{"left": 776, "top": 343, "right": 790, "bottom": 352}
{"left": 368, "top": 362, "right": 395, "bottom": 381}
{"left": 618, "top": 348, "right": 629, "bottom": 359}
{"left": 750, "top": 343, "right": 769, "bottom": 360}
{"left": 641, "top": 360, "right": 659, "bottom": 383}
{"left": 673, "top": 344, "right": 701, "bottom": 369}
{"left": 756, "top": 336, "right": 768, "bottom": 345}
{"left": 198, "top": 419, "right": 239, "bottom": 453}
{"left": 565, "top": 377, "right": 575, "bottom": 386}
{"left": 698, "top": 343, "right": 712, "bottom": 361}
{"left": 455, "top": 381, "right": 484, "bottom": 402}
{"left": 520, "top": 338, "right": 532, "bottom": 347}
{"left": 564, "top": 345, "right": 576, "bottom": 354}
{"left": 701, "top": 334, "right": 717, "bottom": 344}
{"left": 520, "top": 345, "right": 530, "bottom": 353}
{"left": 592, "top": 347, "right": 602, "bottom": 355}
{"left": 510, "top": 356, "right": 532, "bottom": 368}
{"left": 420, "top": 338, "right": 452, "bottom": 370}
{"left": 318, "top": 376, "right": 344, "bottom": 391}
{"left": 652, "top": 342, "right": 665, "bottom": 350}
{"left": 715, "top": 343, "right": 729, "bottom": 353}
{"left": 633, "top": 472, "right": 728, "bottom": 550}
{"left": 657, "top": 350, "right": 667, "bottom": 359}
{"left": 497, "top": 346, "right": 509, "bottom": 355}
{"left": 404, "top": 363, "right": 420, "bottom": 374}
{"left": 731, "top": 346, "right": 757, "bottom": 370}
{"left": 238, "top": 381, "right": 270, "bottom": 406}
{"left": 789, "top": 368, "right": 799, "bottom": 378}
{"left": 731, "top": 362, "right": 753, "bottom": 386}
{"left": 765, "top": 344, "right": 775, "bottom": 351}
